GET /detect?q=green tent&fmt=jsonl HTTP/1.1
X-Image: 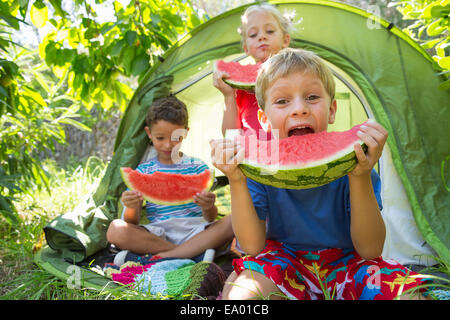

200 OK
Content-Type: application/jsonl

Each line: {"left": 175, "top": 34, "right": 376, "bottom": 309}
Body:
{"left": 38, "top": 0, "right": 450, "bottom": 285}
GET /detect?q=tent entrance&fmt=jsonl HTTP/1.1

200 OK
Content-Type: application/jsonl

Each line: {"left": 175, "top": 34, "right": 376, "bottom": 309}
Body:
{"left": 173, "top": 54, "right": 437, "bottom": 265}
{"left": 174, "top": 54, "right": 370, "bottom": 172}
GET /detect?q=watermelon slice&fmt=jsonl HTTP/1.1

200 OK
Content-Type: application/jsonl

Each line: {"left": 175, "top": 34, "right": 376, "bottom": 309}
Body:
{"left": 214, "top": 60, "right": 261, "bottom": 90}
{"left": 120, "top": 167, "right": 214, "bottom": 206}
{"left": 229, "top": 122, "right": 368, "bottom": 189}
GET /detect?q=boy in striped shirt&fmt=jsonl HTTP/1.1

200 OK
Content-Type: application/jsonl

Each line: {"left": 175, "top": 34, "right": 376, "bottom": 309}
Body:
{"left": 107, "top": 96, "right": 233, "bottom": 261}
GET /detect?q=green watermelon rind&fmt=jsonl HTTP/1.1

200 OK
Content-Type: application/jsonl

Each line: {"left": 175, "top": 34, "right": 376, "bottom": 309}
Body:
{"left": 240, "top": 144, "right": 367, "bottom": 189}
{"left": 120, "top": 167, "right": 215, "bottom": 206}
{"left": 213, "top": 60, "right": 256, "bottom": 91}
{"left": 223, "top": 78, "right": 255, "bottom": 91}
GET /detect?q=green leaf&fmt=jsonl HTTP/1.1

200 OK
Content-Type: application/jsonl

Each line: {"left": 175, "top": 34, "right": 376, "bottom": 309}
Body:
{"left": 29, "top": 69, "right": 50, "bottom": 93}
{"left": 121, "top": 46, "right": 136, "bottom": 75}
{"left": 438, "top": 79, "right": 450, "bottom": 90}
{"left": 422, "top": 2, "right": 439, "bottom": 19}
{"left": 131, "top": 53, "right": 149, "bottom": 76}
{"left": 438, "top": 56, "right": 450, "bottom": 69}
{"left": 18, "top": 0, "right": 30, "bottom": 19}
{"left": 125, "top": 30, "right": 137, "bottom": 46}
{"left": 110, "top": 39, "right": 125, "bottom": 57}
{"left": 54, "top": 48, "right": 76, "bottom": 66}
{"left": 0, "top": 195, "right": 12, "bottom": 212}
{"left": 67, "top": 28, "right": 79, "bottom": 48}
{"left": 52, "top": 94, "right": 76, "bottom": 103}
{"left": 82, "top": 17, "right": 92, "bottom": 28}
{"left": 30, "top": 1, "right": 48, "bottom": 28}
{"left": 430, "top": 4, "right": 450, "bottom": 18}
{"left": 427, "top": 18, "right": 446, "bottom": 37}
{"left": 59, "top": 118, "right": 91, "bottom": 132}
{"left": 407, "top": 11, "right": 422, "bottom": 19}
{"left": 100, "top": 22, "right": 115, "bottom": 35}
{"left": 164, "top": 13, "right": 183, "bottom": 28}
{"left": 421, "top": 38, "right": 441, "bottom": 49}
{"left": 113, "top": 0, "right": 124, "bottom": 13}
{"left": 84, "top": 26, "right": 98, "bottom": 40}
{"left": 72, "top": 72, "right": 84, "bottom": 91}
{"left": 7, "top": 154, "right": 18, "bottom": 175}
{"left": 0, "top": 85, "right": 8, "bottom": 98}
{"left": 0, "top": 12, "right": 21, "bottom": 29}
{"left": 189, "top": 13, "right": 202, "bottom": 28}
{"left": 73, "top": 55, "right": 90, "bottom": 74}
{"left": 150, "top": 13, "right": 161, "bottom": 26}
{"left": 23, "top": 86, "right": 46, "bottom": 106}
{"left": 80, "top": 82, "right": 90, "bottom": 101}
{"left": 44, "top": 41, "right": 57, "bottom": 65}
{"left": 48, "top": 0, "right": 67, "bottom": 18}
{"left": 0, "top": 207, "right": 20, "bottom": 225}
{"left": 0, "top": 60, "right": 19, "bottom": 76}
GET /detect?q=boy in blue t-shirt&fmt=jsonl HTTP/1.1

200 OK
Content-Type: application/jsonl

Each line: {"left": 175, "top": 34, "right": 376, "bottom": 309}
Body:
{"left": 107, "top": 96, "right": 233, "bottom": 261}
{"left": 211, "top": 48, "right": 429, "bottom": 300}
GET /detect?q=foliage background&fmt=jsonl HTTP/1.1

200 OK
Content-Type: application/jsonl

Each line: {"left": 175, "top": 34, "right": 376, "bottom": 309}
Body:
{"left": 392, "top": 0, "right": 449, "bottom": 89}
{"left": 0, "top": 0, "right": 448, "bottom": 299}
{"left": 0, "top": 0, "right": 208, "bottom": 225}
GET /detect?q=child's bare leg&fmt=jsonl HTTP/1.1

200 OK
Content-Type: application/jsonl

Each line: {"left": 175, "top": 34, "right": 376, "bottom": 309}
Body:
{"left": 158, "top": 215, "right": 234, "bottom": 259}
{"left": 222, "top": 270, "right": 285, "bottom": 300}
{"left": 106, "top": 219, "right": 176, "bottom": 254}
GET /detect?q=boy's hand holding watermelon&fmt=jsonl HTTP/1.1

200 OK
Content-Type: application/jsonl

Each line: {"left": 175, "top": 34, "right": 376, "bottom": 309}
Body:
{"left": 350, "top": 119, "right": 388, "bottom": 178}
{"left": 121, "top": 190, "right": 144, "bottom": 209}
{"left": 210, "top": 139, "right": 246, "bottom": 183}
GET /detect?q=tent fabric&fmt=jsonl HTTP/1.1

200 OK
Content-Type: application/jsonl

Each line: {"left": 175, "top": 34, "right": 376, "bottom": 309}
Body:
{"left": 33, "top": 245, "right": 119, "bottom": 290}
{"left": 380, "top": 146, "right": 437, "bottom": 266}
{"left": 44, "top": 197, "right": 111, "bottom": 263}
{"left": 41, "top": 0, "right": 449, "bottom": 272}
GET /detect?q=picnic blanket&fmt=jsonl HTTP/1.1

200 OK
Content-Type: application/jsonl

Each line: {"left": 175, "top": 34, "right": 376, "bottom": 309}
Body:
{"left": 103, "top": 255, "right": 227, "bottom": 299}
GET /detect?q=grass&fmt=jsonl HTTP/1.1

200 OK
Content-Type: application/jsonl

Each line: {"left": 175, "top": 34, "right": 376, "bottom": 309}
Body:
{"left": 397, "top": 256, "right": 450, "bottom": 300}
{"left": 0, "top": 156, "right": 195, "bottom": 300}
{"left": 0, "top": 156, "right": 449, "bottom": 300}
{"left": 0, "top": 156, "right": 111, "bottom": 299}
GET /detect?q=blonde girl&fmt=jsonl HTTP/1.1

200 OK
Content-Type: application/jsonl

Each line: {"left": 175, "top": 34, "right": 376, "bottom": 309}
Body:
{"left": 213, "top": 4, "right": 291, "bottom": 137}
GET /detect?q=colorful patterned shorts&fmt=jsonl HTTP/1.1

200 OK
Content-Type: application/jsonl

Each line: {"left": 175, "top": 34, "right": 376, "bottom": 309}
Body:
{"left": 233, "top": 240, "right": 431, "bottom": 300}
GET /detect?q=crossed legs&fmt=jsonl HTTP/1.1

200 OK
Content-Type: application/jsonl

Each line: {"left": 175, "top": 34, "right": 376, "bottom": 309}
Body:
{"left": 106, "top": 215, "right": 234, "bottom": 259}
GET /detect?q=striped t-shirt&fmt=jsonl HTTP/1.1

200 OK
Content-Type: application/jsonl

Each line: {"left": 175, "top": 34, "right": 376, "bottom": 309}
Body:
{"left": 136, "top": 155, "right": 209, "bottom": 223}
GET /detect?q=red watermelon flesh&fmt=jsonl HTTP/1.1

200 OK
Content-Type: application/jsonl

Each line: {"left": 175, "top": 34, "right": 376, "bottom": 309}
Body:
{"left": 214, "top": 60, "right": 261, "bottom": 90}
{"left": 120, "top": 167, "right": 213, "bottom": 205}
{"left": 237, "top": 122, "right": 365, "bottom": 167}
{"left": 230, "top": 122, "right": 368, "bottom": 189}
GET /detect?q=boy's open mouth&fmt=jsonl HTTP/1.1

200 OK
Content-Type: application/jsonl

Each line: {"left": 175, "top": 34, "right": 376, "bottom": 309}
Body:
{"left": 288, "top": 127, "right": 314, "bottom": 137}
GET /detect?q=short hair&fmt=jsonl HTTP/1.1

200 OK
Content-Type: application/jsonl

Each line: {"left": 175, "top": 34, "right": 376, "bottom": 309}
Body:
{"left": 145, "top": 95, "right": 188, "bottom": 128}
{"left": 255, "top": 48, "right": 336, "bottom": 110}
{"left": 238, "top": 4, "right": 292, "bottom": 46}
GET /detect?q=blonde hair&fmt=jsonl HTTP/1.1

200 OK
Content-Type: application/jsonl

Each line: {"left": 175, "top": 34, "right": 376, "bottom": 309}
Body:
{"left": 255, "top": 48, "right": 336, "bottom": 110}
{"left": 239, "top": 4, "right": 292, "bottom": 46}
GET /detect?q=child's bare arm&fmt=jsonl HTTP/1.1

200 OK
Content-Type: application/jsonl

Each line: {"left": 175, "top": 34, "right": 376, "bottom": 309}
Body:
{"left": 210, "top": 139, "right": 266, "bottom": 255}
{"left": 221, "top": 95, "right": 241, "bottom": 136}
{"left": 348, "top": 174, "right": 385, "bottom": 260}
{"left": 228, "top": 178, "right": 266, "bottom": 255}
{"left": 121, "top": 190, "right": 143, "bottom": 225}
{"left": 213, "top": 69, "right": 241, "bottom": 135}
{"left": 349, "top": 120, "right": 388, "bottom": 260}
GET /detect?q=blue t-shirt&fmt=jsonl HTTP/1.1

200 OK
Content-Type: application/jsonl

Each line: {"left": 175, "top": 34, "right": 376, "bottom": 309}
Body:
{"left": 136, "top": 155, "right": 209, "bottom": 223}
{"left": 247, "top": 169, "right": 383, "bottom": 251}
